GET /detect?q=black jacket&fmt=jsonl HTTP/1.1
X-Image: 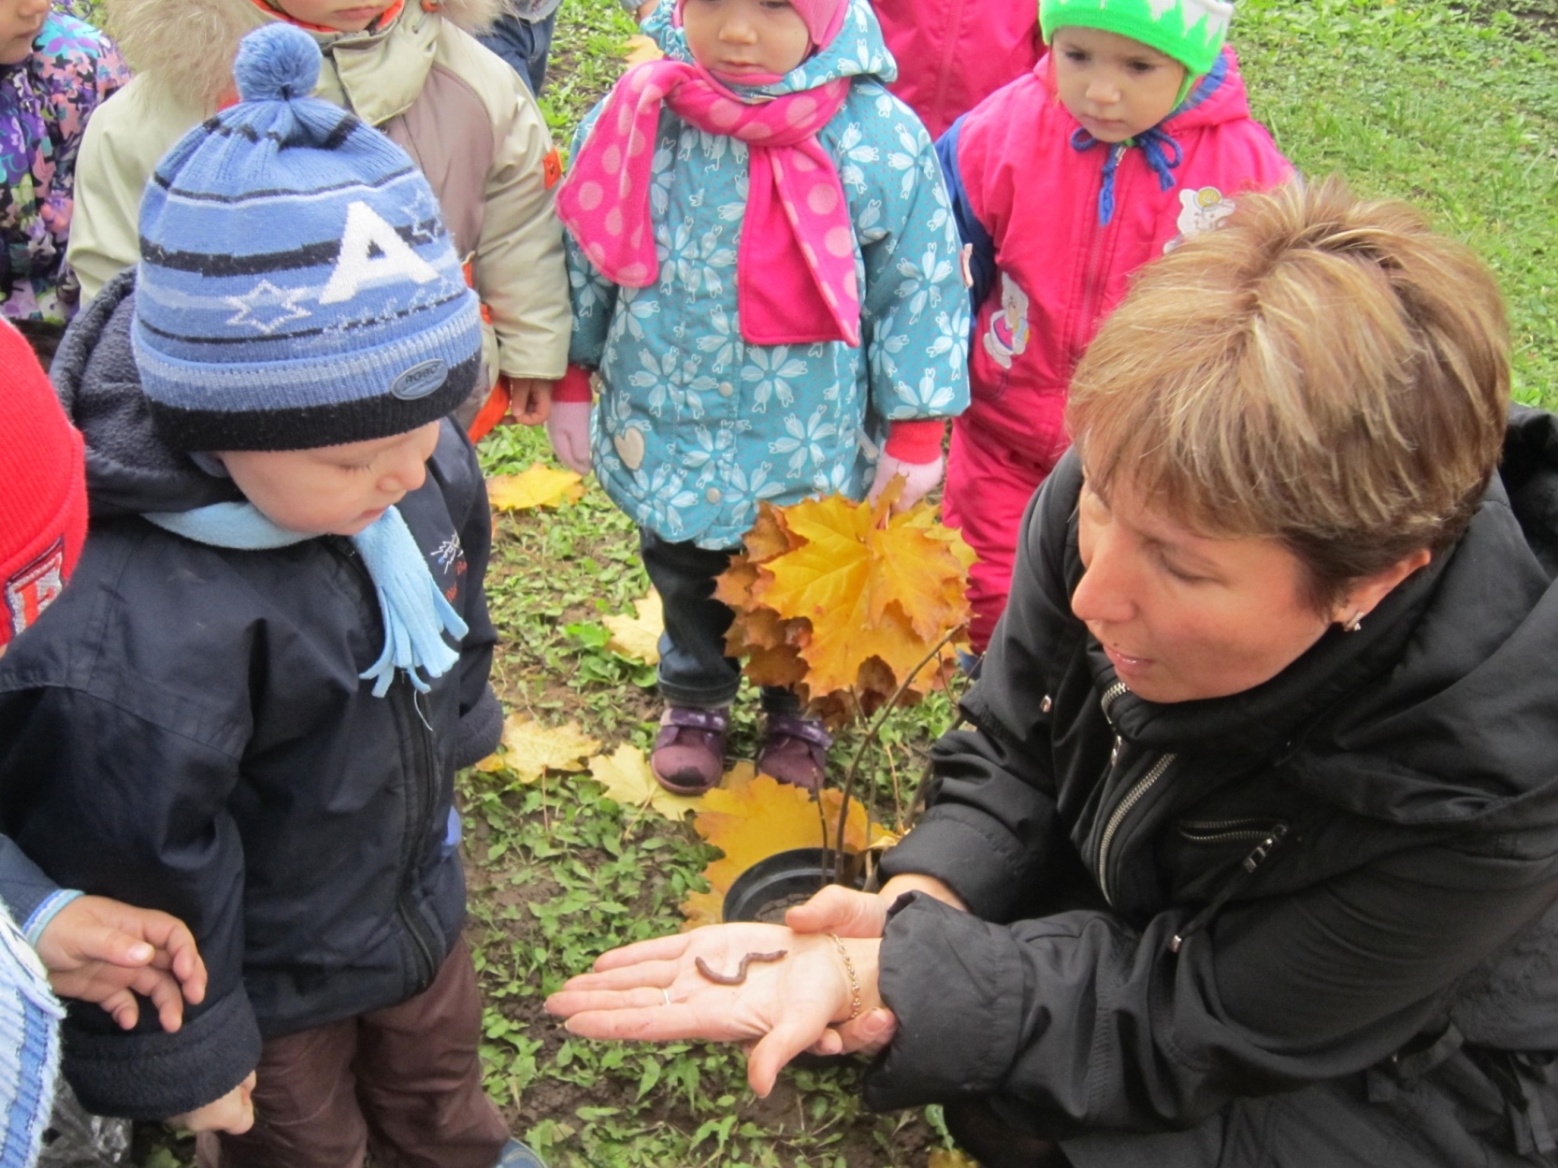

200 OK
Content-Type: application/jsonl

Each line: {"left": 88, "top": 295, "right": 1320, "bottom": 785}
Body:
{"left": 871, "top": 409, "right": 1558, "bottom": 1163}
{"left": 0, "top": 273, "right": 503, "bottom": 1120}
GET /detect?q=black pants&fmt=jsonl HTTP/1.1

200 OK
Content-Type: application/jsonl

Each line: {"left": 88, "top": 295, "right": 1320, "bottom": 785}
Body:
{"left": 638, "top": 529, "right": 797, "bottom": 713}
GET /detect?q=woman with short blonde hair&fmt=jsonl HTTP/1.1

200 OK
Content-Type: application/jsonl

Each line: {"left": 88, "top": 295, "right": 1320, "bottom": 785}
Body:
{"left": 548, "top": 180, "right": 1558, "bottom": 1168}
{"left": 1070, "top": 177, "right": 1509, "bottom": 608}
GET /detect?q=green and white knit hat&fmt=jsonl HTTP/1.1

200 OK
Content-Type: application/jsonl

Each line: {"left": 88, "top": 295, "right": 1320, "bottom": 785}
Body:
{"left": 1039, "top": 0, "right": 1235, "bottom": 78}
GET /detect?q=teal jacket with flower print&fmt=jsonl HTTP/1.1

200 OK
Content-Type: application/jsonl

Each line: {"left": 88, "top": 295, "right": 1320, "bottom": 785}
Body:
{"left": 564, "top": 0, "right": 970, "bottom": 549}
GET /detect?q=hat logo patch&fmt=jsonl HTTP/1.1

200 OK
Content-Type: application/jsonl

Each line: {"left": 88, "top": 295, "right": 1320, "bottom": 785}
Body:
{"left": 390, "top": 358, "right": 448, "bottom": 401}
{"left": 6, "top": 539, "right": 65, "bottom": 640}
{"left": 321, "top": 201, "right": 442, "bottom": 306}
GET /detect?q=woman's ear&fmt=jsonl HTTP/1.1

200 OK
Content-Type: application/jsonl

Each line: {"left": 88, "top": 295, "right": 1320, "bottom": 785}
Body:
{"left": 1333, "top": 547, "right": 1433, "bottom": 626}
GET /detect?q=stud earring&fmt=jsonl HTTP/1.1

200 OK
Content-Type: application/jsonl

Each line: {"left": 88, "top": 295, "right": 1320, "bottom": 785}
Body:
{"left": 1342, "top": 612, "right": 1363, "bottom": 633}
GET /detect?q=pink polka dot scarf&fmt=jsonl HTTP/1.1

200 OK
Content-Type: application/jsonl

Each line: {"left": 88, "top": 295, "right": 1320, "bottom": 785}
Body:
{"left": 557, "top": 61, "right": 860, "bottom": 348}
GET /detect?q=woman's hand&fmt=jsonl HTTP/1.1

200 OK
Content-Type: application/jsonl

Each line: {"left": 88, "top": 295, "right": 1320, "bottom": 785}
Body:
{"left": 35, "top": 895, "right": 208, "bottom": 1032}
{"left": 171, "top": 1072, "right": 257, "bottom": 1135}
{"left": 545, "top": 923, "right": 880, "bottom": 1096}
{"left": 876, "top": 873, "right": 968, "bottom": 913}
{"left": 779, "top": 879, "right": 963, "bottom": 1057}
{"left": 785, "top": 883, "right": 890, "bottom": 938}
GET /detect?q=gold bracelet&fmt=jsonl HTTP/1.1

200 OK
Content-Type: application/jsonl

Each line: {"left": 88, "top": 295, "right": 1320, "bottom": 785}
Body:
{"left": 827, "top": 933, "right": 862, "bottom": 1021}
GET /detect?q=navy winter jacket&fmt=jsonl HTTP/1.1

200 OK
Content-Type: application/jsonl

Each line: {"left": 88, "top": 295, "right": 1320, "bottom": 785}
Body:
{"left": 0, "top": 273, "right": 503, "bottom": 1120}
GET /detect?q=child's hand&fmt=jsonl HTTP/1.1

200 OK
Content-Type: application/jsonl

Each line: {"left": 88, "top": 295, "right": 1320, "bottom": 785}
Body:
{"left": 172, "top": 1072, "right": 257, "bottom": 1135}
{"left": 547, "top": 402, "right": 593, "bottom": 475}
{"left": 35, "top": 895, "right": 209, "bottom": 1033}
{"left": 504, "top": 377, "right": 554, "bottom": 425}
{"left": 867, "top": 454, "right": 944, "bottom": 513}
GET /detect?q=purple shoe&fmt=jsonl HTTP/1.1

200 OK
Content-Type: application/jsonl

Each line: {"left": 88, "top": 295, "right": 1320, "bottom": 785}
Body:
{"left": 651, "top": 706, "right": 730, "bottom": 795}
{"left": 757, "top": 713, "right": 832, "bottom": 791}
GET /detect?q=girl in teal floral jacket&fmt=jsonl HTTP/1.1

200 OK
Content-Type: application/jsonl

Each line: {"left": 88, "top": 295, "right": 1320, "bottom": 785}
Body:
{"left": 553, "top": 0, "right": 969, "bottom": 795}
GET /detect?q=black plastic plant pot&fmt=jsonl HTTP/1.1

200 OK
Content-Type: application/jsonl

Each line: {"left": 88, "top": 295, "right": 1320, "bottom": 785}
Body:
{"left": 722, "top": 846, "right": 865, "bottom": 924}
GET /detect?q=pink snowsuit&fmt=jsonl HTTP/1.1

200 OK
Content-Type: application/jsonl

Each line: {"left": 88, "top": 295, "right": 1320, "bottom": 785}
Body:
{"left": 873, "top": 0, "right": 1039, "bottom": 139}
{"left": 940, "top": 49, "right": 1293, "bottom": 650}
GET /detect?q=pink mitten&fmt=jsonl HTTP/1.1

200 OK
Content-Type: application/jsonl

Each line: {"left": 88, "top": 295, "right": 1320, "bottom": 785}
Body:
{"left": 546, "top": 402, "right": 593, "bottom": 475}
{"left": 867, "top": 452, "right": 944, "bottom": 512}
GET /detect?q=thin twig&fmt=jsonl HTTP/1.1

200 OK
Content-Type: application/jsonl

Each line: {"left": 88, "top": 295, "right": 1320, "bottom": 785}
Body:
{"left": 886, "top": 736, "right": 903, "bottom": 828}
{"left": 812, "top": 761, "right": 834, "bottom": 896}
{"left": 831, "top": 625, "right": 965, "bottom": 883}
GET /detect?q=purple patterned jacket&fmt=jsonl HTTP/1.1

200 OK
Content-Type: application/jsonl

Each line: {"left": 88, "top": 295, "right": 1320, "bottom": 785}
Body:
{"left": 1, "top": 10, "right": 128, "bottom": 327}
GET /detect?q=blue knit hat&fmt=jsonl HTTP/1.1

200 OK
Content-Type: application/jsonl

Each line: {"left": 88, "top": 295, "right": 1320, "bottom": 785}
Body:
{"left": 132, "top": 23, "right": 482, "bottom": 452}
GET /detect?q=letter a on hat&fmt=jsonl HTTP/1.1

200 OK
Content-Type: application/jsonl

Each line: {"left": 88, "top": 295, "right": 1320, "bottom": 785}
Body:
{"left": 320, "top": 201, "right": 441, "bottom": 305}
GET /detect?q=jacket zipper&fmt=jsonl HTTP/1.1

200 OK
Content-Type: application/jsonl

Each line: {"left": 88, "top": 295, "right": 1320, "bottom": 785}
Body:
{"left": 1071, "top": 147, "right": 1121, "bottom": 363}
{"left": 1094, "top": 682, "right": 1176, "bottom": 906}
{"left": 1168, "top": 823, "right": 1291, "bottom": 953}
{"left": 331, "top": 539, "right": 438, "bottom": 987}
{"left": 394, "top": 678, "right": 439, "bottom": 987}
{"left": 1177, "top": 817, "right": 1286, "bottom": 846}
{"left": 1097, "top": 752, "right": 1176, "bottom": 906}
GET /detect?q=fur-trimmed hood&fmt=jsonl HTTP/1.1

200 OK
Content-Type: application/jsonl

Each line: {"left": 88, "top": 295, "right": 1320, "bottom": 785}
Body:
{"left": 104, "top": 0, "right": 506, "bottom": 112}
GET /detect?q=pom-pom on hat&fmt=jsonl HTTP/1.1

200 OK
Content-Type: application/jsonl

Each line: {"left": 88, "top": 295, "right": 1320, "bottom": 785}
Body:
{"left": 0, "top": 323, "right": 87, "bottom": 648}
{"left": 132, "top": 23, "right": 482, "bottom": 453}
{"left": 673, "top": 0, "right": 848, "bottom": 53}
{"left": 1040, "top": 0, "right": 1235, "bottom": 78}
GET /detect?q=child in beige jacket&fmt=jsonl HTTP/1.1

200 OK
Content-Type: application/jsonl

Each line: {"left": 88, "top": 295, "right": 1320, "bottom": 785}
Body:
{"left": 67, "top": 0, "right": 570, "bottom": 434}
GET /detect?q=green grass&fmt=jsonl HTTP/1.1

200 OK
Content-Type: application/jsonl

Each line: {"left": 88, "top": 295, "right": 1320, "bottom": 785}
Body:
{"left": 1233, "top": 0, "right": 1558, "bottom": 406}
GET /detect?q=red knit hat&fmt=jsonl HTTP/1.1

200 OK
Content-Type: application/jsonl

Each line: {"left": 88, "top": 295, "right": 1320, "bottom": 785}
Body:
{"left": 0, "top": 323, "right": 87, "bottom": 647}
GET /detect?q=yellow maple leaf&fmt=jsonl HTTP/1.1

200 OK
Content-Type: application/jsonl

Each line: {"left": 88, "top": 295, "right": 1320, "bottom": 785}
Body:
{"left": 906, "top": 505, "right": 979, "bottom": 571}
{"left": 743, "top": 503, "right": 793, "bottom": 562}
{"left": 694, "top": 771, "right": 869, "bottom": 904}
{"left": 719, "top": 494, "right": 970, "bottom": 720}
{"left": 602, "top": 593, "right": 662, "bottom": 665}
{"left": 492, "top": 715, "right": 600, "bottom": 783}
{"left": 623, "top": 33, "right": 663, "bottom": 66}
{"left": 587, "top": 743, "right": 704, "bottom": 818}
{"left": 712, "top": 553, "right": 761, "bottom": 612}
{"left": 756, "top": 495, "right": 968, "bottom": 695}
{"left": 487, "top": 464, "right": 585, "bottom": 511}
{"left": 867, "top": 825, "right": 905, "bottom": 850}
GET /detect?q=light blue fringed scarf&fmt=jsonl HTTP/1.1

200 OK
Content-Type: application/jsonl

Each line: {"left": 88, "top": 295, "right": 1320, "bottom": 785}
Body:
{"left": 144, "top": 502, "right": 468, "bottom": 697}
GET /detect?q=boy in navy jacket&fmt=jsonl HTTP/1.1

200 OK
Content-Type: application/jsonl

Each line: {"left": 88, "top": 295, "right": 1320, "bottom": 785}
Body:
{"left": 0, "top": 25, "right": 541, "bottom": 1168}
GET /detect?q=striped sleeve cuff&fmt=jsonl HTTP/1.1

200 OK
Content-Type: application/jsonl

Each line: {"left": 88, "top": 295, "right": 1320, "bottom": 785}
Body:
{"left": 24, "top": 888, "right": 83, "bottom": 949}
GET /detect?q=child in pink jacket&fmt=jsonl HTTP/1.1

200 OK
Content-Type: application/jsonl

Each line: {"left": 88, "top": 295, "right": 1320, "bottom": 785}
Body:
{"left": 940, "top": 0, "right": 1291, "bottom": 650}
{"left": 872, "top": 0, "right": 1039, "bottom": 139}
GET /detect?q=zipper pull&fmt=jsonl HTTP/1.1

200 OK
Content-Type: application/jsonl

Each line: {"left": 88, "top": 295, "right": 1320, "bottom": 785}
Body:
{"left": 1109, "top": 736, "right": 1121, "bottom": 769}
{"left": 1242, "top": 823, "right": 1290, "bottom": 874}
